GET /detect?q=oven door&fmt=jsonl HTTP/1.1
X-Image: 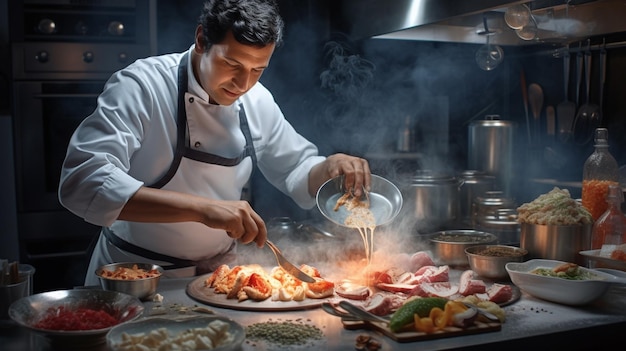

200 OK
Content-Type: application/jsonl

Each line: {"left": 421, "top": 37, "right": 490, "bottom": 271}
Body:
{"left": 13, "top": 81, "right": 105, "bottom": 212}
{"left": 13, "top": 81, "right": 104, "bottom": 292}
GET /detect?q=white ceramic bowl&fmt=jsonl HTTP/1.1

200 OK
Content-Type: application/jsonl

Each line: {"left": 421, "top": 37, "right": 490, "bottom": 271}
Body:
{"left": 505, "top": 259, "right": 625, "bottom": 305}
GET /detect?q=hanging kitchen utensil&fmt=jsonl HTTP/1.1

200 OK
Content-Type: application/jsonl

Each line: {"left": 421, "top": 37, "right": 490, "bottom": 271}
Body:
{"left": 520, "top": 69, "right": 531, "bottom": 144}
{"left": 574, "top": 40, "right": 598, "bottom": 145}
{"left": 591, "top": 39, "right": 607, "bottom": 124}
{"left": 546, "top": 105, "right": 555, "bottom": 141}
{"left": 475, "top": 14, "right": 503, "bottom": 71}
{"left": 504, "top": 4, "right": 531, "bottom": 29}
{"left": 575, "top": 42, "right": 584, "bottom": 109}
{"left": 557, "top": 51, "right": 575, "bottom": 143}
{"left": 528, "top": 83, "right": 544, "bottom": 143}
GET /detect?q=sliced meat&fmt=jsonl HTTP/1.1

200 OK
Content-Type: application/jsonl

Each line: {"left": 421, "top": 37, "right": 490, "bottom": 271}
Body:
{"left": 420, "top": 282, "right": 459, "bottom": 298}
{"left": 335, "top": 280, "right": 371, "bottom": 300}
{"left": 363, "top": 294, "right": 394, "bottom": 316}
{"left": 418, "top": 265, "right": 450, "bottom": 283}
{"left": 409, "top": 251, "right": 436, "bottom": 271}
{"left": 487, "top": 283, "right": 513, "bottom": 303}
{"left": 376, "top": 283, "right": 416, "bottom": 294}
{"left": 458, "top": 270, "right": 486, "bottom": 296}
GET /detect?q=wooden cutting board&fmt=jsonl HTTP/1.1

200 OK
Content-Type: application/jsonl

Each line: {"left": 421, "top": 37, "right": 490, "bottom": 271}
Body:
{"left": 341, "top": 319, "right": 501, "bottom": 343}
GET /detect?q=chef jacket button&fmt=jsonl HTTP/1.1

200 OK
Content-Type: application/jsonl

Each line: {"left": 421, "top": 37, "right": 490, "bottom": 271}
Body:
{"left": 194, "top": 141, "right": 201, "bottom": 148}
{"left": 189, "top": 97, "right": 194, "bottom": 103}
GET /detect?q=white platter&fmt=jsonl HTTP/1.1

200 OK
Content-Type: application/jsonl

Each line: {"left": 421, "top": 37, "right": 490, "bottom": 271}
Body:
{"left": 580, "top": 249, "right": 626, "bottom": 270}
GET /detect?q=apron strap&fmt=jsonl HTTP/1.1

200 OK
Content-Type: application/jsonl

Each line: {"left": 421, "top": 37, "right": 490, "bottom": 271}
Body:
{"left": 149, "top": 52, "right": 189, "bottom": 189}
{"left": 102, "top": 227, "right": 194, "bottom": 270}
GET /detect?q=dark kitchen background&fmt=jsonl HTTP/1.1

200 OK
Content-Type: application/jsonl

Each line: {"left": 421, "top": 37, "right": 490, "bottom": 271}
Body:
{"left": 1, "top": 0, "right": 625, "bottom": 293}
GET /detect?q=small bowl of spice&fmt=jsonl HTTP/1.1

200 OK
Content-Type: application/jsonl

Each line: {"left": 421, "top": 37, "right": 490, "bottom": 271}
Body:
{"left": 465, "top": 245, "right": 528, "bottom": 280}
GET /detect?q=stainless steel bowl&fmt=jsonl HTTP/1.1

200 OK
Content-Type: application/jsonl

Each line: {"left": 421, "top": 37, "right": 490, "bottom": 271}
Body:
{"left": 96, "top": 262, "right": 163, "bottom": 300}
{"left": 8, "top": 289, "right": 144, "bottom": 347}
{"left": 429, "top": 230, "right": 498, "bottom": 266}
{"left": 316, "top": 174, "right": 403, "bottom": 227}
{"left": 465, "top": 245, "right": 528, "bottom": 280}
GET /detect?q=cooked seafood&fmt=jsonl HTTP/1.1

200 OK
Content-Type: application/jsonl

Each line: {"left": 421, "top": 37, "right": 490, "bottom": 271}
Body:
{"left": 204, "top": 263, "right": 334, "bottom": 302}
{"left": 530, "top": 262, "right": 596, "bottom": 280}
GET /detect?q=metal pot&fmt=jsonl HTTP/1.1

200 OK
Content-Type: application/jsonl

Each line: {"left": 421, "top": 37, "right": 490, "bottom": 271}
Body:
{"left": 402, "top": 170, "right": 463, "bottom": 233}
{"left": 520, "top": 222, "right": 592, "bottom": 265}
{"left": 468, "top": 115, "right": 514, "bottom": 196}
{"left": 474, "top": 209, "right": 520, "bottom": 245}
{"left": 458, "top": 170, "right": 495, "bottom": 225}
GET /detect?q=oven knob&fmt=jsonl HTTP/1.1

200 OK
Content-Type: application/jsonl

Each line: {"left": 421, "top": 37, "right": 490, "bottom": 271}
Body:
{"left": 37, "top": 18, "right": 56, "bottom": 34}
{"left": 83, "top": 51, "right": 94, "bottom": 63}
{"left": 75, "top": 21, "right": 89, "bottom": 36}
{"left": 118, "top": 52, "right": 128, "bottom": 63}
{"left": 35, "top": 51, "right": 49, "bottom": 63}
{"left": 108, "top": 21, "right": 125, "bottom": 36}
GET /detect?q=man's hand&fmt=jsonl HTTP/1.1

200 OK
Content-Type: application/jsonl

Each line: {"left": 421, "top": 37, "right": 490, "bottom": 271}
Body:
{"left": 119, "top": 187, "right": 267, "bottom": 247}
{"left": 308, "top": 153, "right": 371, "bottom": 197}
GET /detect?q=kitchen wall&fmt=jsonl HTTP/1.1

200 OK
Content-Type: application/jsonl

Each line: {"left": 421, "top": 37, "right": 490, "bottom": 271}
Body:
{"left": 145, "top": 0, "right": 626, "bottom": 220}
{"left": 2, "top": 1, "right": 625, "bottom": 248}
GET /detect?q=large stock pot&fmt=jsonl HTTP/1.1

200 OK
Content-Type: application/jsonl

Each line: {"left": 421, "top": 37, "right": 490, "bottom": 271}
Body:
{"left": 402, "top": 170, "right": 463, "bottom": 233}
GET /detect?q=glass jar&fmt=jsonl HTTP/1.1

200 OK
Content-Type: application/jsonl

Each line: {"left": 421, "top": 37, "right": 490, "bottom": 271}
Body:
{"left": 582, "top": 128, "right": 619, "bottom": 221}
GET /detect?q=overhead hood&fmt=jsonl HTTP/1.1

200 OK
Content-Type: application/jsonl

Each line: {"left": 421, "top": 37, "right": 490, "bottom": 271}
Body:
{"left": 334, "top": 0, "right": 626, "bottom": 46}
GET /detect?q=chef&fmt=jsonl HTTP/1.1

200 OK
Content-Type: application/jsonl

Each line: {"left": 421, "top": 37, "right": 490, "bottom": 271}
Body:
{"left": 58, "top": 0, "right": 371, "bottom": 286}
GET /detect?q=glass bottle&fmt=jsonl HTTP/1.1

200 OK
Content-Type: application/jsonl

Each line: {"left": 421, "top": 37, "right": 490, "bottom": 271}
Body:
{"left": 581, "top": 128, "right": 619, "bottom": 221}
{"left": 590, "top": 184, "right": 626, "bottom": 253}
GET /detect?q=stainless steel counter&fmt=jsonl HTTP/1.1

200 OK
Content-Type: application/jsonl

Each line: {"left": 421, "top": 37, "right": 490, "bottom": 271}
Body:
{"left": 2, "top": 277, "right": 626, "bottom": 350}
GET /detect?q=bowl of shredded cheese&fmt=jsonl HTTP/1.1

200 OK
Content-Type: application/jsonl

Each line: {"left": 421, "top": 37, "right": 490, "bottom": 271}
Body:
{"left": 96, "top": 262, "right": 163, "bottom": 300}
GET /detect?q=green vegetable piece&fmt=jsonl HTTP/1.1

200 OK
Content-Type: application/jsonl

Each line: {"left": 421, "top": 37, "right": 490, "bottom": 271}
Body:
{"left": 389, "top": 297, "right": 448, "bottom": 332}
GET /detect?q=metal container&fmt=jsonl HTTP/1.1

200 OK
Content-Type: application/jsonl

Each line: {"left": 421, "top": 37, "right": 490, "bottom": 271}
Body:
{"left": 474, "top": 208, "right": 520, "bottom": 245}
{"left": 465, "top": 245, "right": 528, "bottom": 280}
{"left": 428, "top": 230, "right": 498, "bottom": 266}
{"left": 468, "top": 115, "right": 514, "bottom": 196}
{"left": 458, "top": 170, "right": 495, "bottom": 224}
{"left": 96, "top": 262, "right": 163, "bottom": 300}
{"left": 402, "top": 170, "right": 462, "bottom": 233}
{"left": 520, "top": 223, "right": 592, "bottom": 265}
{"left": 317, "top": 174, "right": 403, "bottom": 227}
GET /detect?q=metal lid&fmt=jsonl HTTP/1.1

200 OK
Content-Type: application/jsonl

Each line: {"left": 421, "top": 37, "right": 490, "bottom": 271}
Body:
{"left": 458, "top": 170, "right": 496, "bottom": 184}
{"left": 475, "top": 209, "right": 519, "bottom": 229}
{"left": 410, "top": 170, "right": 458, "bottom": 185}
{"left": 474, "top": 190, "right": 516, "bottom": 208}
{"left": 469, "top": 115, "right": 514, "bottom": 128}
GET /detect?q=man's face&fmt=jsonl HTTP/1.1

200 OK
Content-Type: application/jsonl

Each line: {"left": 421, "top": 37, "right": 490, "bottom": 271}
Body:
{"left": 194, "top": 28, "right": 275, "bottom": 105}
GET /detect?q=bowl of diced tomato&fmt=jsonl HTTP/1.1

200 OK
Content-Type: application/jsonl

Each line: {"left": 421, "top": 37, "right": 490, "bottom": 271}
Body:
{"left": 96, "top": 262, "right": 163, "bottom": 300}
{"left": 8, "top": 289, "right": 144, "bottom": 347}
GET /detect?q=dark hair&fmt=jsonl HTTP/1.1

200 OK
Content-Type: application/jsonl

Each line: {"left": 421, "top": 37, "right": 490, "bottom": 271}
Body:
{"left": 198, "top": 0, "right": 284, "bottom": 51}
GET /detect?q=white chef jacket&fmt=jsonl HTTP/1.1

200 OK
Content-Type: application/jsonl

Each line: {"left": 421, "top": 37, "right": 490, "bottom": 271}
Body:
{"left": 59, "top": 46, "right": 325, "bottom": 269}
